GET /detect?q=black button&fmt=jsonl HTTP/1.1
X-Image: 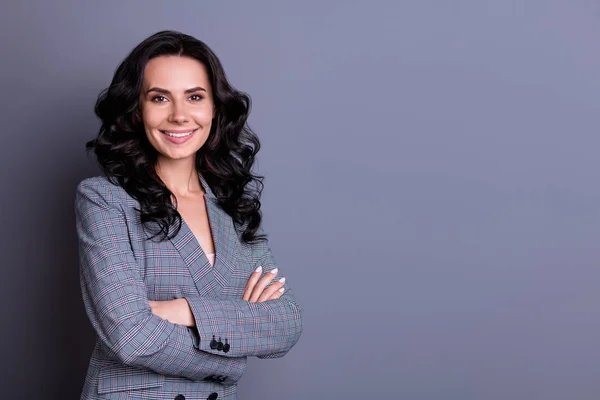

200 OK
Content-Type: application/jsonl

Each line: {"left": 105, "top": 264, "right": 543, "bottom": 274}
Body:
{"left": 217, "top": 338, "right": 224, "bottom": 351}
{"left": 175, "top": 395, "right": 185, "bottom": 400}
{"left": 223, "top": 339, "right": 230, "bottom": 353}
{"left": 210, "top": 335, "right": 218, "bottom": 350}
{"left": 207, "top": 393, "right": 218, "bottom": 400}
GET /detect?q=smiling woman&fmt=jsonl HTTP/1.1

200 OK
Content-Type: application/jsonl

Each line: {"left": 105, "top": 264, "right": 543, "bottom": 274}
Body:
{"left": 75, "top": 31, "right": 303, "bottom": 400}
{"left": 140, "top": 57, "right": 215, "bottom": 158}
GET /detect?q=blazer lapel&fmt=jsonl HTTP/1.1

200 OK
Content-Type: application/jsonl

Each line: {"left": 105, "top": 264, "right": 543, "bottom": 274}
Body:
{"left": 168, "top": 173, "right": 236, "bottom": 298}
{"left": 198, "top": 173, "right": 236, "bottom": 297}
{"left": 168, "top": 218, "right": 217, "bottom": 297}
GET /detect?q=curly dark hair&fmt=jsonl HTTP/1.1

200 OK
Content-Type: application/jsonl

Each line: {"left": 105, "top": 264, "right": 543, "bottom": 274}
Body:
{"left": 86, "top": 30, "right": 265, "bottom": 243}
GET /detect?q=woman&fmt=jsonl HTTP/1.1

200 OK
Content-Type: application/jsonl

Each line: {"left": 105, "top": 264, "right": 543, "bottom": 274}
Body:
{"left": 74, "top": 30, "right": 303, "bottom": 400}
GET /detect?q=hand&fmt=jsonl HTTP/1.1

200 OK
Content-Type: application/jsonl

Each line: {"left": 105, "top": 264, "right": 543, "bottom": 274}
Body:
{"left": 242, "top": 266, "right": 286, "bottom": 303}
{"left": 148, "top": 298, "right": 195, "bottom": 327}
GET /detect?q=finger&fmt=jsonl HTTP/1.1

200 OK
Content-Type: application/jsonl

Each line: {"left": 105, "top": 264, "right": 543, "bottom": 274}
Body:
{"left": 257, "top": 277, "right": 286, "bottom": 302}
{"left": 268, "top": 287, "right": 285, "bottom": 301}
{"left": 257, "top": 277, "right": 285, "bottom": 302}
{"left": 242, "top": 266, "right": 263, "bottom": 301}
{"left": 249, "top": 268, "right": 278, "bottom": 302}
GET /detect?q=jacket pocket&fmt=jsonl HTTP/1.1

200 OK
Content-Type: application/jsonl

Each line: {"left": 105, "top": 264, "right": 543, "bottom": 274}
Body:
{"left": 97, "top": 363, "right": 165, "bottom": 394}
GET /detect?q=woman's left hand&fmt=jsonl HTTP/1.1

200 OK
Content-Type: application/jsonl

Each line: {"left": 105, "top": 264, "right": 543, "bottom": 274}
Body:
{"left": 242, "top": 266, "right": 286, "bottom": 303}
{"left": 148, "top": 299, "right": 195, "bottom": 327}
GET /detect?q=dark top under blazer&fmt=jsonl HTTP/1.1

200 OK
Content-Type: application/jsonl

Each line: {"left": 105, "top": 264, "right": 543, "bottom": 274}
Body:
{"left": 75, "top": 174, "right": 303, "bottom": 400}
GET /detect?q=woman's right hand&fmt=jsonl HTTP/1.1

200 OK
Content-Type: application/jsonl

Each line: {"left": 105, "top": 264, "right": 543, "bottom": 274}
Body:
{"left": 242, "top": 266, "right": 286, "bottom": 303}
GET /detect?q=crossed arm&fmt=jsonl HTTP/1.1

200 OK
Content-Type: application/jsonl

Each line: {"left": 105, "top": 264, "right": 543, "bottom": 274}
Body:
{"left": 75, "top": 180, "right": 303, "bottom": 383}
{"left": 149, "top": 266, "right": 287, "bottom": 327}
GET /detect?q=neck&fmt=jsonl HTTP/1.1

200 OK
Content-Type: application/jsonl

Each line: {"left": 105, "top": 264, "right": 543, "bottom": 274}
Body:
{"left": 155, "top": 156, "right": 202, "bottom": 197}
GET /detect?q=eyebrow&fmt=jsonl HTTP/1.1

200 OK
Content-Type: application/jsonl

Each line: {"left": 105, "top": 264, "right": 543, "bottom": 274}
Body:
{"left": 145, "top": 86, "right": 207, "bottom": 95}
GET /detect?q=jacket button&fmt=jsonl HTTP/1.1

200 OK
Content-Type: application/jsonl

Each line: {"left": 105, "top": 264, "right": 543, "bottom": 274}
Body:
{"left": 223, "top": 338, "right": 230, "bottom": 353}
{"left": 207, "top": 393, "right": 218, "bottom": 400}
{"left": 210, "top": 335, "right": 218, "bottom": 350}
{"left": 175, "top": 395, "right": 185, "bottom": 400}
{"left": 217, "top": 337, "right": 224, "bottom": 351}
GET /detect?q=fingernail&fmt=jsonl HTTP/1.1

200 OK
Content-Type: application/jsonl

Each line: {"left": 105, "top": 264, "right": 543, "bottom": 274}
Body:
{"left": 270, "top": 268, "right": 279, "bottom": 274}
{"left": 278, "top": 277, "right": 286, "bottom": 283}
{"left": 279, "top": 288, "right": 285, "bottom": 293}
{"left": 255, "top": 266, "right": 262, "bottom": 273}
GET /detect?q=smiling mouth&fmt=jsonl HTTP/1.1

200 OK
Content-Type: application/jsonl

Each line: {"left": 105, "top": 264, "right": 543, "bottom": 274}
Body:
{"left": 161, "top": 129, "right": 197, "bottom": 138}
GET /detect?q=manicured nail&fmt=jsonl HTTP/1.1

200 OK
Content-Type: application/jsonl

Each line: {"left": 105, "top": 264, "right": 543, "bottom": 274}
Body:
{"left": 278, "top": 277, "right": 286, "bottom": 283}
{"left": 279, "top": 288, "right": 285, "bottom": 293}
{"left": 255, "top": 266, "right": 262, "bottom": 273}
{"left": 270, "top": 268, "right": 279, "bottom": 274}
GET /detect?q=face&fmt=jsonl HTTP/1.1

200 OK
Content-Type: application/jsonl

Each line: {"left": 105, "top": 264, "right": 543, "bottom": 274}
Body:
{"left": 139, "top": 55, "right": 215, "bottom": 162}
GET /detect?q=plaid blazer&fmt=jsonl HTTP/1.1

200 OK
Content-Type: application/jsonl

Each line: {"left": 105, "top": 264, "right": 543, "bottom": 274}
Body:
{"left": 74, "top": 175, "right": 303, "bottom": 400}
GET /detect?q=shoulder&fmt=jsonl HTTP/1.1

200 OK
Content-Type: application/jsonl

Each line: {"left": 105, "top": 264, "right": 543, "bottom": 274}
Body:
{"left": 75, "top": 175, "right": 133, "bottom": 212}
{"left": 234, "top": 222, "right": 270, "bottom": 252}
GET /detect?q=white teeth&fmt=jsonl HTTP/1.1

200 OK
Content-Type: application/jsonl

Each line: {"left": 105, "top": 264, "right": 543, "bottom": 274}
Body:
{"left": 164, "top": 131, "right": 194, "bottom": 138}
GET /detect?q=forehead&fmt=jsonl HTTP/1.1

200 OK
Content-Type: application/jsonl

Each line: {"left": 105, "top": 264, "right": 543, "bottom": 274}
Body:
{"left": 142, "top": 56, "right": 211, "bottom": 90}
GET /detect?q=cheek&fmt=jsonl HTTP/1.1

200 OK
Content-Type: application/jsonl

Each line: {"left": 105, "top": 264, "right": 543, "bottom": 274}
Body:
{"left": 142, "top": 107, "right": 167, "bottom": 129}
{"left": 191, "top": 106, "right": 214, "bottom": 123}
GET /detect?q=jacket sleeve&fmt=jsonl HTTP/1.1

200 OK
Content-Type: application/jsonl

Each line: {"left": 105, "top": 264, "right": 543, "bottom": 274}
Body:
{"left": 75, "top": 179, "right": 246, "bottom": 384}
{"left": 186, "top": 230, "right": 304, "bottom": 359}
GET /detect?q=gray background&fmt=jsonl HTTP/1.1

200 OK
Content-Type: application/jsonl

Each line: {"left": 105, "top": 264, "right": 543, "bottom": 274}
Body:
{"left": 1, "top": 1, "right": 599, "bottom": 399}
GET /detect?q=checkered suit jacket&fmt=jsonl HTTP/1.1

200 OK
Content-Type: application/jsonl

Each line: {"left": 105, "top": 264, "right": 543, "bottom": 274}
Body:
{"left": 74, "top": 174, "right": 303, "bottom": 400}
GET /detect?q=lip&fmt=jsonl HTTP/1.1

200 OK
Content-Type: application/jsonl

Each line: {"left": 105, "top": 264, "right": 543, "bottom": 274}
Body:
{"left": 161, "top": 128, "right": 198, "bottom": 133}
{"left": 161, "top": 128, "right": 197, "bottom": 144}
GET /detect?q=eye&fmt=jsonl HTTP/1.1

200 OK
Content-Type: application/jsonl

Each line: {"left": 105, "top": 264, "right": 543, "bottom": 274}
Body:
{"left": 190, "top": 94, "right": 204, "bottom": 101}
{"left": 151, "top": 95, "right": 167, "bottom": 103}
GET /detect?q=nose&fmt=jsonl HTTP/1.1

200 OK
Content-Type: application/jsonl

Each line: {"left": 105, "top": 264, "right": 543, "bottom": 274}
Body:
{"left": 168, "top": 101, "right": 190, "bottom": 124}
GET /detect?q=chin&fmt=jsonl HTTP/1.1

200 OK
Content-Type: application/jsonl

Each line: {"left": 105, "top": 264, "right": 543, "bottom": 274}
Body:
{"left": 163, "top": 151, "right": 198, "bottom": 161}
